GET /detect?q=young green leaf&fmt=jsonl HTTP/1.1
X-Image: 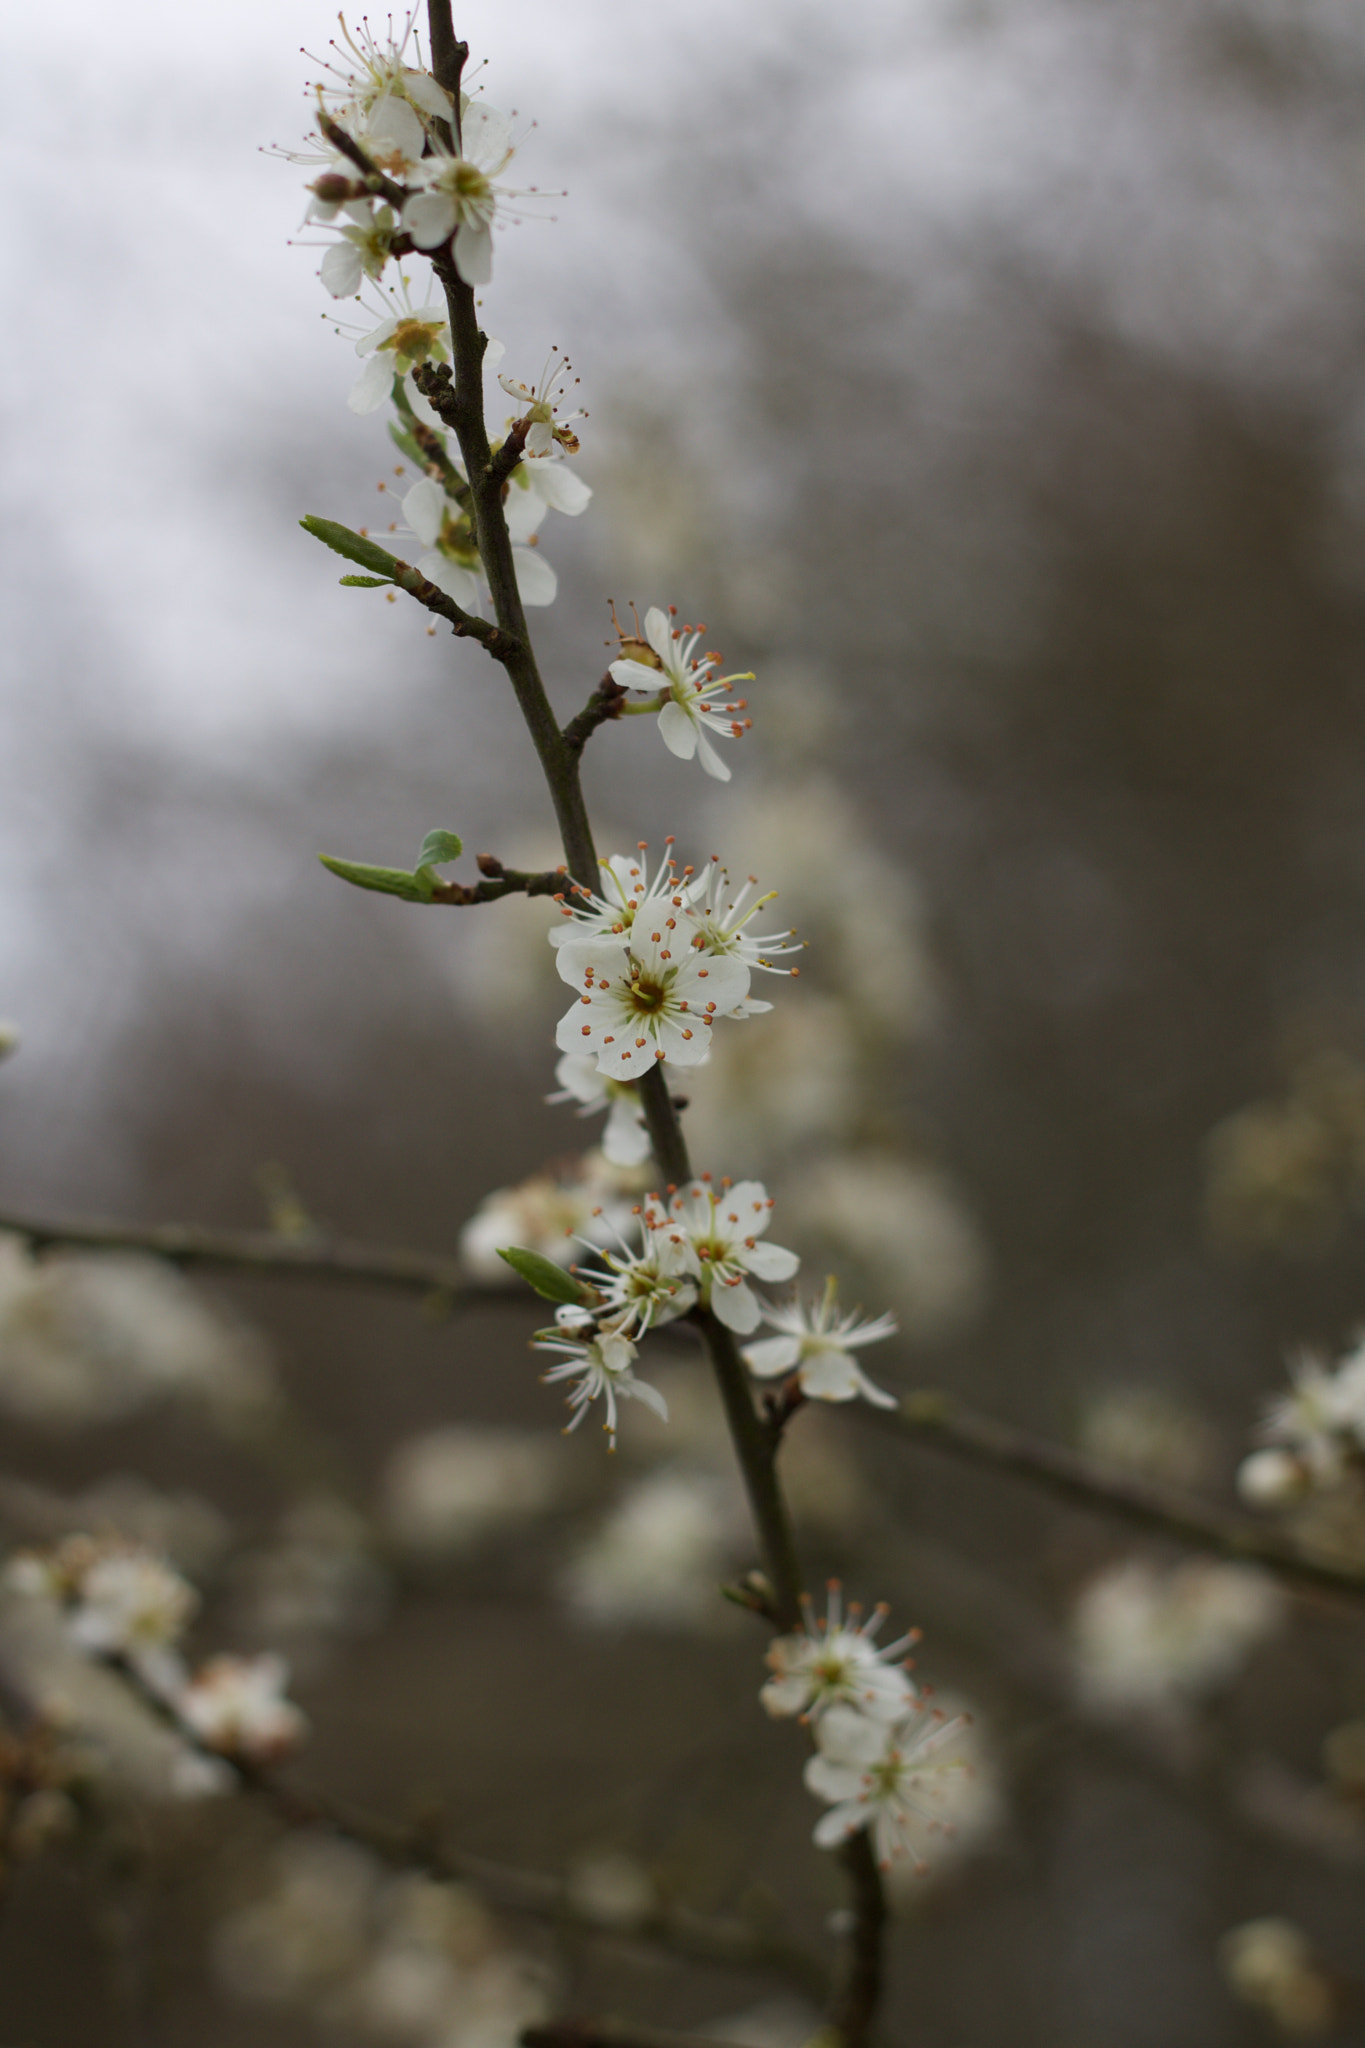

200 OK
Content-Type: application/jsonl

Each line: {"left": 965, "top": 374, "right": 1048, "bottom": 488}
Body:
{"left": 300, "top": 515, "right": 408, "bottom": 580}
{"left": 318, "top": 855, "right": 434, "bottom": 903}
{"left": 339, "top": 574, "right": 393, "bottom": 588}
{"left": 497, "top": 1246, "right": 589, "bottom": 1305}
{"left": 415, "top": 829, "right": 463, "bottom": 869}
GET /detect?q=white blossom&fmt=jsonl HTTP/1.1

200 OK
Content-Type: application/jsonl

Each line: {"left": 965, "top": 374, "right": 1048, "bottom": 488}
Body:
{"left": 682, "top": 856, "right": 804, "bottom": 983}
{"left": 761, "top": 1581, "right": 916, "bottom": 1722}
{"left": 563, "top": 1208, "right": 698, "bottom": 1339}
{"left": 805, "top": 1698, "right": 973, "bottom": 1874}
{"left": 609, "top": 605, "right": 754, "bottom": 781}
{"left": 307, "top": 11, "right": 453, "bottom": 135}
{"left": 67, "top": 1547, "right": 198, "bottom": 1698}
{"left": 178, "top": 1654, "right": 307, "bottom": 1763}
{"left": 548, "top": 1053, "right": 651, "bottom": 1168}
{"left": 560, "top": 1467, "right": 747, "bottom": 1629}
{"left": 744, "top": 1279, "right": 897, "bottom": 1409}
{"left": 1236, "top": 1445, "right": 1311, "bottom": 1509}
{"left": 548, "top": 844, "right": 688, "bottom": 955}
{"left": 400, "top": 474, "right": 556, "bottom": 608}
{"left": 401, "top": 102, "right": 519, "bottom": 283}
{"left": 1259, "top": 1347, "right": 1364, "bottom": 1484}
{"left": 459, "top": 1153, "right": 640, "bottom": 1281}
{"left": 503, "top": 452, "right": 592, "bottom": 541}
{"left": 646, "top": 1178, "right": 798, "bottom": 1336}
{"left": 554, "top": 927, "right": 749, "bottom": 1081}
{"left": 346, "top": 290, "right": 451, "bottom": 419}
{"left": 318, "top": 201, "right": 402, "bottom": 299}
{"left": 533, "top": 1330, "right": 668, "bottom": 1449}
{"left": 1072, "top": 1557, "right": 1284, "bottom": 1716}
{"left": 498, "top": 350, "right": 586, "bottom": 458}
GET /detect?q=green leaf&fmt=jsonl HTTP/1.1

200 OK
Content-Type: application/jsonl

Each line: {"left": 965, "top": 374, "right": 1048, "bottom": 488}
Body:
{"left": 300, "top": 515, "right": 407, "bottom": 581}
{"left": 339, "top": 574, "right": 393, "bottom": 588}
{"left": 497, "top": 1246, "right": 587, "bottom": 1304}
{"left": 388, "top": 419, "right": 433, "bottom": 468}
{"left": 415, "top": 829, "right": 463, "bottom": 869}
{"left": 318, "top": 854, "right": 434, "bottom": 903}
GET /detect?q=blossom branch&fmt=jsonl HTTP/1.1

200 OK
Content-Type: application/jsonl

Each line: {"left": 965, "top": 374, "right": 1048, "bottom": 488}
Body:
{"left": 90, "top": 1651, "right": 823, "bottom": 1997}
{"left": 430, "top": 860, "right": 579, "bottom": 905}
{"left": 561, "top": 677, "right": 628, "bottom": 759}
{"left": 864, "top": 1390, "right": 1365, "bottom": 1609}
{"left": 416, "top": 14, "right": 881, "bottom": 2030}
{"left": 315, "top": 109, "right": 408, "bottom": 208}
{"left": 0, "top": 1210, "right": 505, "bottom": 1306}
{"left": 829, "top": 1834, "right": 887, "bottom": 2043}
{"left": 521, "top": 2024, "right": 763, "bottom": 2048}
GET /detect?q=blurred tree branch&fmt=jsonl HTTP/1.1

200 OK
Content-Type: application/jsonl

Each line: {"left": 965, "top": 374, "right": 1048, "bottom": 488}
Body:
{"left": 861, "top": 1392, "right": 1365, "bottom": 1609}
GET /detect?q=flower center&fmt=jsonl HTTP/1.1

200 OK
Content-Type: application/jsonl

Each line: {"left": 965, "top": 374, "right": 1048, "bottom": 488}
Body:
{"left": 448, "top": 161, "right": 493, "bottom": 214}
{"left": 388, "top": 317, "right": 442, "bottom": 362}
{"left": 627, "top": 972, "right": 667, "bottom": 1015}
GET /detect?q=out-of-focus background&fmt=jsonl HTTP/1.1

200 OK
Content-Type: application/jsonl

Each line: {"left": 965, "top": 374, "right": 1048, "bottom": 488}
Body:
{"left": 6, "top": 0, "right": 1365, "bottom": 2040}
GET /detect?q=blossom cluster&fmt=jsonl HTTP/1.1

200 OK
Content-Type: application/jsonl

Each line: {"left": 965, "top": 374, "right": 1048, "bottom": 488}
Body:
{"left": 761, "top": 1583, "right": 972, "bottom": 1873}
{"left": 5, "top": 1537, "right": 306, "bottom": 1771}
{"left": 1237, "top": 1337, "right": 1365, "bottom": 1508}
{"left": 550, "top": 843, "right": 801, "bottom": 1083}
{"left": 529, "top": 1176, "right": 899, "bottom": 1446}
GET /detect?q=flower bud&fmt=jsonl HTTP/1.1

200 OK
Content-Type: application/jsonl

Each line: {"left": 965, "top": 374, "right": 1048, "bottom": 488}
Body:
{"left": 1236, "top": 1447, "right": 1310, "bottom": 1508}
{"left": 310, "top": 172, "right": 358, "bottom": 205}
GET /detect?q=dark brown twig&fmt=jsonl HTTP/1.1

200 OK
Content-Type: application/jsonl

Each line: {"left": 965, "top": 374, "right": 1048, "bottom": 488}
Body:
{"left": 862, "top": 1390, "right": 1365, "bottom": 1610}
{"left": 562, "top": 677, "right": 628, "bottom": 758}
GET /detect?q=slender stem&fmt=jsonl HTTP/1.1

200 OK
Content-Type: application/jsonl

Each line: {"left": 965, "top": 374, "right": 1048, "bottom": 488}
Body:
{"left": 0, "top": 1210, "right": 501, "bottom": 1305}
{"left": 829, "top": 1834, "right": 887, "bottom": 2045}
{"left": 420, "top": 14, "right": 882, "bottom": 2030}
{"left": 521, "top": 2026, "right": 764, "bottom": 2048}
{"left": 695, "top": 1308, "right": 803, "bottom": 1632}
{"left": 863, "top": 1391, "right": 1365, "bottom": 1610}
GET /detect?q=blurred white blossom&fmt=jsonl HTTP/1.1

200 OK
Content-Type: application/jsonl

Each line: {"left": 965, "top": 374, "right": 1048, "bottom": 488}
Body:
{"left": 1073, "top": 1557, "right": 1284, "bottom": 1718}
{"left": 0, "top": 1237, "right": 275, "bottom": 1428}
{"left": 560, "top": 1466, "right": 748, "bottom": 1629}
{"left": 380, "top": 1426, "right": 563, "bottom": 1556}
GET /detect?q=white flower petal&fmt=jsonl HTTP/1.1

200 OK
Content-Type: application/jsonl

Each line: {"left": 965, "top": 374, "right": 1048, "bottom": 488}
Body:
{"left": 711, "top": 1278, "right": 761, "bottom": 1334}
{"left": 658, "top": 700, "right": 699, "bottom": 760}
{"left": 504, "top": 485, "right": 545, "bottom": 544}
{"left": 402, "top": 477, "right": 446, "bottom": 547}
{"left": 608, "top": 657, "right": 662, "bottom": 695}
{"left": 513, "top": 545, "right": 557, "bottom": 606}
{"left": 529, "top": 463, "right": 591, "bottom": 516}
{"left": 403, "top": 191, "right": 456, "bottom": 248}
{"left": 742, "top": 1336, "right": 803, "bottom": 1379}
{"left": 694, "top": 726, "right": 733, "bottom": 781}
{"left": 320, "top": 241, "right": 364, "bottom": 297}
{"left": 402, "top": 69, "right": 453, "bottom": 118}
{"left": 454, "top": 219, "right": 494, "bottom": 285}
{"left": 744, "top": 1242, "right": 801, "bottom": 1283}
{"left": 347, "top": 350, "right": 396, "bottom": 414}
{"left": 418, "top": 553, "right": 480, "bottom": 608}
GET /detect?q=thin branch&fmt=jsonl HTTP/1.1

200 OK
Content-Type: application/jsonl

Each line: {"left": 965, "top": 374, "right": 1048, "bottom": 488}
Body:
{"left": 561, "top": 677, "right": 628, "bottom": 758}
{"left": 430, "top": 863, "right": 580, "bottom": 906}
{"left": 488, "top": 417, "right": 531, "bottom": 491}
{"left": 865, "top": 1390, "right": 1365, "bottom": 1609}
{"left": 93, "top": 1652, "right": 822, "bottom": 1997}
{"left": 0, "top": 1211, "right": 505, "bottom": 1307}
{"left": 521, "top": 2025, "right": 766, "bottom": 2048}
{"left": 316, "top": 110, "right": 408, "bottom": 208}
{"left": 829, "top": 1833, "right": 886, "bottom": 2047}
